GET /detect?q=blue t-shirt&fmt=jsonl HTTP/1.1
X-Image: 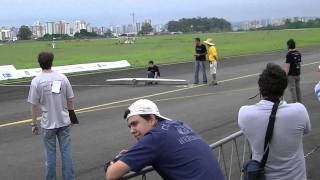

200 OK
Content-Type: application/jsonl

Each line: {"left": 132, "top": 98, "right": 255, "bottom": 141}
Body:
{"left": 120, "top": 120, "right": 224, "bottom": 180}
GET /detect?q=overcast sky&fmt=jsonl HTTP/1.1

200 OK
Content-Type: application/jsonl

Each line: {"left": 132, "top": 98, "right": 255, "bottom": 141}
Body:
{"left": 1, "top": 0, "right": 319, "bottom": 27}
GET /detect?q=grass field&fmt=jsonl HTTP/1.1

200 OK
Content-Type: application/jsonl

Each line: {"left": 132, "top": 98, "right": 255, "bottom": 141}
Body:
{"left": 1, "top": 28, "right": 320, "bottom": 69}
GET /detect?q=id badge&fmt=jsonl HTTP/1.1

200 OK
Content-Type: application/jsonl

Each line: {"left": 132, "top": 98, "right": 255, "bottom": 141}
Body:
{"left": 52, "top": 80, "right": 61, "bottom": 93}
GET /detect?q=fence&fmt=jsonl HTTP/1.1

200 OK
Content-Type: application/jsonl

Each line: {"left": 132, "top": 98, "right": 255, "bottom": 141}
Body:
{"left": 120, "top": 131, "right": 250, "bottom": 180}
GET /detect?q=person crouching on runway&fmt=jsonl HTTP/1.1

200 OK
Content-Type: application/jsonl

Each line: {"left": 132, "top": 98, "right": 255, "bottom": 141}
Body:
{"left": 147, "top": 60, "right": 160, "bottom": 85}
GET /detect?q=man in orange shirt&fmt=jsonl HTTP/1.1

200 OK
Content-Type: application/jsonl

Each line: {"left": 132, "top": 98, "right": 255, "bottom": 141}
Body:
{"left": 204, "top": 38, "right": 218, "bottom": 86}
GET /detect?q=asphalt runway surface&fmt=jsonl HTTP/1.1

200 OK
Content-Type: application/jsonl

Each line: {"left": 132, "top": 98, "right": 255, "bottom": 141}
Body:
{"left": 1, "top": 47, "right": 320, "bottom": 180}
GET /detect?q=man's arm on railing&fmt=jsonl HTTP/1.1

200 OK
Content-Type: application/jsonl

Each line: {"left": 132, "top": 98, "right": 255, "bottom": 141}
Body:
{"left": 106, "top": 160, "right": 130, "bottom": 180}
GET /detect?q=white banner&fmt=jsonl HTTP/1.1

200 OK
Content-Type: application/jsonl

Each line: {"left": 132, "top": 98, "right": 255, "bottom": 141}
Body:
{"left": 51, "top": 60, "right": 130, "bottom": 74}
{"left": 2, "top": 60, "right": 131, "bottom": 81}
{"left": 18, "top": 68, "right": 42, "bottom": 78}
{"left": 0, "top": 65, "right": 24, "bottom": 80}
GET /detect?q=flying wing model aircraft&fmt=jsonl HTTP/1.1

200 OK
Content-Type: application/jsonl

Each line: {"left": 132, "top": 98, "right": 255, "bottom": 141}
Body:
{"left": 106, "top": 78, "right": 188, "bottom": 85}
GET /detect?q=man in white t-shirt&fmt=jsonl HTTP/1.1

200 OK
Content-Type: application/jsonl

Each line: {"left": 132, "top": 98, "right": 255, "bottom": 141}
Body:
{"left": 28, "top": 52, "right": 76, "bottom": 180}
{"left": 238, "top": 63, "right": 311, "bottom": 180}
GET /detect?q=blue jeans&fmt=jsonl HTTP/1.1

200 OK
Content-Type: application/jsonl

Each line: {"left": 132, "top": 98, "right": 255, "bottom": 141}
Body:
{"left": 42, "top": 126, "right": 75, "bottom": 180}
{"left": 147, "top": 71, "right": 155, "bottom": 78}
{"left": 194, "top": 60, "right": 207, "bottom": 84}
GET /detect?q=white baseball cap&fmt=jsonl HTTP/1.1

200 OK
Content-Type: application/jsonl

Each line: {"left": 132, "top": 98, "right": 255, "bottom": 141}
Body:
{"left": 126, "top": 99, "right": 170, "bottom": 120}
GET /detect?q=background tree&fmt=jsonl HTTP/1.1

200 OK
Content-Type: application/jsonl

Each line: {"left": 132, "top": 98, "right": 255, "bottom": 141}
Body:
{"left": 104, "top": 29, "right": 113, "bottom": 38}
{"left": 73, "top": 32, "right": 81, "bottom": 39}
{"left": 17, "top": 25, "right": 32, "bottom": 40}
{"left": 167, "top": 17, "right": 231, "bottom": 33}
{"left": 256, "top": 18, "right": 320, "bottom": 31}
{"left": 139, "top": 23, "right": 153, "bottom": 35}
{"left": 74, "top": 29, "right": 99, "bottom": 38}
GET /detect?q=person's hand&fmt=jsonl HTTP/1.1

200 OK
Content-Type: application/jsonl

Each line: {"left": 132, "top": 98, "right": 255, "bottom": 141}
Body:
{"left": 31, "top": 124, "right": 39, "bottom": 135}
{"left": 104, "top": 149, "right": 128, "bottom": 172}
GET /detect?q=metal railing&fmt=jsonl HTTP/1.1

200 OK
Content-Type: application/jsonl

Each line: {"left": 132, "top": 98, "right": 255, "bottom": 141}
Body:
{"left": 120, "top": 131, "right": 250, "bottom": 180}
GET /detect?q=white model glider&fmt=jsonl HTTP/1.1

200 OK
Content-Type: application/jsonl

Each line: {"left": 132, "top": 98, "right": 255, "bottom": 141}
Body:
{"left": 106, "top": 78, "right": 187, "bottom": 85}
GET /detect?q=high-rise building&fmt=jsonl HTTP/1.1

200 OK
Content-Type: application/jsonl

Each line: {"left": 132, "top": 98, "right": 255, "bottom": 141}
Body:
{"left": 127, "top": 24, "right": 134, "bottom": 33}
{"left": 136, "top": 22, "right": 141, "bottom": 33}
{"left": 91, "top": 27, "right": 98, "bottom": 33}
{"left": 145, "top": 19, "right": 152, "bottom": 25}
{"left": 74, "top": 20, "right": 88, "bottom": 33}
{"left": 0, "top": 29, "right": 11, "bottom": 41}
{"left": 100, "top": 27, "right": 106, "bottom": 35}
{"left": 122, "top": 25, "right": 126, "bottom": 34}
{"left": 10, "top": 27, "right": 18, "bottom": 39}
{"left": 110, "top": 26, "right": 121, "bottom": 35}
{"left": 33, "top": 21, "right": 45, "bottom": 38}
{"left": 116, "top": 26, "right": 121, "bottom": 35}
{"left": 152, "top": 24, "right": 164, "bottom": 33}
{"left": 0, "top": 32, "right": 4, "bottom": 41}
{"left": 55, "top": 20, "right": 67, "bottom": 35}
{"left": 86, "top": 23, "right": 91, "bottom": 32}
{"left": 46, "top": 22, "right": 55, "bottom": 35}
{"left": 65, "top": 23, "right": 71, "bottom": 35}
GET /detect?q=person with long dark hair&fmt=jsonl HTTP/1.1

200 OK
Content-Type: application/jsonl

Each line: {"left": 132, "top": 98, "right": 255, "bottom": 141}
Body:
{"left": 238, "top": 63, "right": 311, "bottom": 180}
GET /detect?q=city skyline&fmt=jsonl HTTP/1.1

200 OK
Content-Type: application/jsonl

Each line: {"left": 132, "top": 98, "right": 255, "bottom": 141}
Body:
{"left": 1, "top": 0, "right": 320, "bottom": 27}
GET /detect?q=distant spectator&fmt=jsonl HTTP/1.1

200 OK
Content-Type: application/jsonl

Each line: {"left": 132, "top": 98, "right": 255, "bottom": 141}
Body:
{"left": 315, "top": 65, "right": 320, "bottom": 101}
{"left": 315, "top": 81, "right": 320, "bottom": 101}
{"left": 106, "top": 99, "right": 224, "bottom": 180}
{"left": 204, "top": 38, "right": 219, "bottom": 86}
{"left": 194, "top": 37, "right": 207, "bottom": 84}
{"left": 238, "top": 63, "right": 311, "bottom": 180}
{"left": 147, "top": 60, "right": 160, "bottom": 78}
{"left": 285, "top": 38, "right": 302, "bottom": 102}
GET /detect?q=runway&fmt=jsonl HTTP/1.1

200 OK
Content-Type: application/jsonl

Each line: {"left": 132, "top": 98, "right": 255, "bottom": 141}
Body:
{"left": 0, "top": 47, "right": 319, "bottom": 180}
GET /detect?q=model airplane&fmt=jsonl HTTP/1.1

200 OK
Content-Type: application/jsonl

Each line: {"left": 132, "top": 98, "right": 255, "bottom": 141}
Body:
{"left": 106, "top": 78, "right": 187, "bottom": 85}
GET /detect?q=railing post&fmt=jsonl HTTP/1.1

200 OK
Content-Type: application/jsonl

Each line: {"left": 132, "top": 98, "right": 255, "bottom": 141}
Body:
{"left": 233, "top": 138, "right": 242, "bottom": 173}
{"left": 220, "top": 145, "right": 229, "bottom": 179}
{"left": 228, "top": 142, "right": 234, "bottom": 180}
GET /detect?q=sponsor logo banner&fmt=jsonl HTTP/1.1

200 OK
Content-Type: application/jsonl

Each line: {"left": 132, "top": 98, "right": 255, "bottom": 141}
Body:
{"left": 0, "top": 65, "right": 24, "bottom": 80}
{"left": 1, "top": 60, "right": 130, "bottom": 81}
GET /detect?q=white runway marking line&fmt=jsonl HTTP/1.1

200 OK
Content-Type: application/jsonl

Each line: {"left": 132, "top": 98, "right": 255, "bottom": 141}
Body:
{"left": 74, "top": 87, "right": 257, "bottom": 114}
{"left": 1, "top": 59, "right": 319, "bottom": 128}
{"left": 0, "top": 84, "right": 114, "bottom": 87}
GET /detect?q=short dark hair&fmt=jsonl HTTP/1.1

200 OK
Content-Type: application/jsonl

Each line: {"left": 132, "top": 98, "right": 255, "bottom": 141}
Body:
{"left": 38, "top": 52, "right": 54, "bottom": 70}
{"left": 140, "top": 114, "right": 165, "bottom": 122}
{"left": 195, "top": 37, "right": 200, "bottom": 42}
{"left": 148, "top": 60, "right": 154, "bottom": 64}
{"left": 258, "top": 63, "right": 288, "bottom": 99}
{"left": 287, "top": 39, "right": 296, "bottom": 49}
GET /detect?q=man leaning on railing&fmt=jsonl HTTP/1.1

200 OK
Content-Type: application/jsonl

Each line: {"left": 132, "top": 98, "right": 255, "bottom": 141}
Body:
{"left": 105, "top": 99, "right": 224, "bottom": 180}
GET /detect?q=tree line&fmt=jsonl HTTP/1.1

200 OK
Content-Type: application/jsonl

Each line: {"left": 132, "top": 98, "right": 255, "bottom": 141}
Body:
{"left": 167, "top": 17, "right": 232, "bottom": 33}
{"left": 16, "top": 17, "right": 319, "bottom": 40}
{"left": 256, "top": 18, "right": 320, "bottom": 31}
{"left": 17, "top": 26, "right": 113, "bottom": 40}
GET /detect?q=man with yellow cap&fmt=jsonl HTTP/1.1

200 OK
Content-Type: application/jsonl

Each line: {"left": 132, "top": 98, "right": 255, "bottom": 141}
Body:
{"left": 204, "top": 38, "right": 219, "bottom": 86}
